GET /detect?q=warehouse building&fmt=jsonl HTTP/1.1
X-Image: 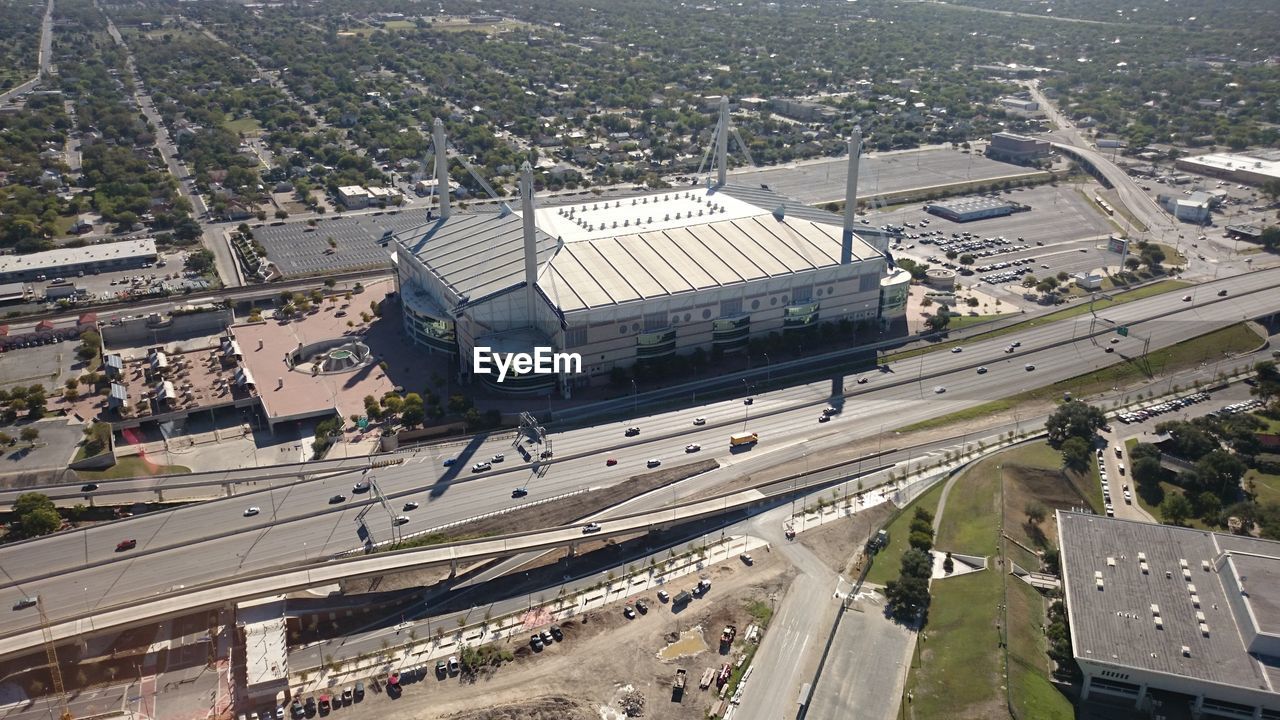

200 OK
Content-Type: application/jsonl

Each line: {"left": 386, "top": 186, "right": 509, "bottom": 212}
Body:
{"left": 391, "top": 106, "right": 910, "bottom": 395}
{"left": 924, "top": 196, "right": 1019, "bottom": 222}
{"left": 0, "top": 238, "right": 157, "bottom": 284}
{"left": 1176, "top": 152, "right": 1280, "bottom": 187}
{"left": 1058, "top": 510, "right": 1280, "bottom": 719}
{"left": 1158, "top": 191, "right": 1214, "bottom": 224}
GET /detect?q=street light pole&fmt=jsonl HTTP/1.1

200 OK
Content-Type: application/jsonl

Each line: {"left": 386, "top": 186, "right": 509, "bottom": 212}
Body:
{"left": 630, "top": 380, "right": 637, "bottom": 415}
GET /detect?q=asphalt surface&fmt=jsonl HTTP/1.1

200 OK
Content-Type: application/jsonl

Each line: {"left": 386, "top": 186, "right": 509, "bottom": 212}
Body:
{"left": 803, "top": 592, "right": 914, "bottom": 720}
{"left": 726, "top": 146, "right": 1040, "bottom": 206}
{"left": 0, "top": 268, "right": 1277, "bottom": 640}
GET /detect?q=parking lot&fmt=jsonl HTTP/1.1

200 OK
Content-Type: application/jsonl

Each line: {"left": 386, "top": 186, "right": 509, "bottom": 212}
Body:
{"left": 22, "top": 249, "right": 206, "bottom": 308}
{"left": 725, "top": 147, "right": 1043, "bottom": 205}
{"left": 867, "top": 183, "right": 1126, "bottom": 301}
{"left": 251, "top": 212, "right": 432, "bottom": 279}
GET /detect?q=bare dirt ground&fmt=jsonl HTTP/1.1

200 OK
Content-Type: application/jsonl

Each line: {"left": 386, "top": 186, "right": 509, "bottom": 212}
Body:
{"left": 1002, "top": 461, "right": 1093, "bottom": 553}
{"left": 796, "top": 502, "right": 895, "bottom": 575}
{"left": 344, "top": 460, "right": 718, "bottom": 593}
{"left": 355, "top": 551, "right": 796, "bottom": 720}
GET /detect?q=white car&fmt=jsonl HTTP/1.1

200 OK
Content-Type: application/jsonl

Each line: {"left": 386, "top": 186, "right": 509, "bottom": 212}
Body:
{"left": 951, "top": 347, "right": 963, "bottom": 353}
{"left": 472, "top": 461, "right": 491, "bottom": 473}
{"left": 490, "top": 453, "right": 504, "bottom": 463}
{"left": 693, "top": 417, "right": 706, "bottom": 426}
{"left": 685, "top": 444, "right": 701, "bottom": 453}
{"left": 243, "top": 507, "right": 260, "bottom": 517}
{"left": 393, "top": 516, "right": 410, "bottom": 526}
{"left": 934, "top": 386, "right": 946, "bottom": 394}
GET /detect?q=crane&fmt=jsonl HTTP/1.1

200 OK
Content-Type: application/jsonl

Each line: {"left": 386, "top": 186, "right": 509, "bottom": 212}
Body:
{"left": 36, "top": 597, "right": 72, "bottom": 720}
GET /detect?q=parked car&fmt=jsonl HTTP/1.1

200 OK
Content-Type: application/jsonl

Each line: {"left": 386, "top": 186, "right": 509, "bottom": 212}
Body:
{"left": 623, "top": 605, "right": 636, "bottom": 619}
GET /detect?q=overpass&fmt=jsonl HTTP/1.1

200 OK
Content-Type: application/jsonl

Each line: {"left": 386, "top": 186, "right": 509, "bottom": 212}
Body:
{"left": 0, "top": 462, "right": 871, "bottom": 660}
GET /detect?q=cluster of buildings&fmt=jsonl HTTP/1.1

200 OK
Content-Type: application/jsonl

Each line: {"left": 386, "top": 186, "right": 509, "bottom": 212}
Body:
{"left": 391, "top": 111, "right": 910, "bottom": 396}
{"left": 337, "top": 185, "right": 405, "bottom": 209}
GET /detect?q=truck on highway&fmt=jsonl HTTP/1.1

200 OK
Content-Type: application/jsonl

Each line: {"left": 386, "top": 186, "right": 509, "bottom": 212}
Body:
{"left": 729, "top": 432, "right": 758, "bottom": 448}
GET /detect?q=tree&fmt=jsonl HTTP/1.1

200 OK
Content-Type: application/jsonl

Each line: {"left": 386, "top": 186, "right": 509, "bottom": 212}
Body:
{"left": 14, "top": 493, "right": 60, "bottom": 538}
{"left": 1253, "top": 361, "right": 1280, "bottom": 409}
{"left": 900, "top": 548, "right": 932, "bottom": 579}
{"left": 958, "top": 253, "right": 975, "bottom": 265}
{"left": 1139, "top": 244, "right": 1166, "bottom": 271}
{"left": 1025, "top": 501, "right": 1048, "bottom": 525}
{"left": 907, "top": 530, "right": 934, "bottom": 553}
{"left": 275, "top": 209, "right": 288, "bottom": 220}
{"left": 401, "top": 393, "right": 425, "bottom": 428}
{"left": 942, "top": 552, "right": 954, "bottom": 575}
{"left": 1193, "top": 450, "right": 1246, "bottom": 499}
{"left": 885, "top": 575, "right": 931, "bottom": 621}
{"left": 1045, "top": 401, "right": 1105, "bottom": 447}
{"left": 1061, "top": 436, "right": 1091, "bottom": 472}
{"left": 1159, "top": 493, "right": 1193, "bottom": 526}
{"left": 82, "top": 422, "right": 112, "bottom": 457}
{"left": 186, "top": 249, "right": 216, "bottom": 274}
{"left": 19, "top": 427, "right": 39, "bottom": 445}
{"left": 924, "top": 312, "right": 951, "bottom": 332}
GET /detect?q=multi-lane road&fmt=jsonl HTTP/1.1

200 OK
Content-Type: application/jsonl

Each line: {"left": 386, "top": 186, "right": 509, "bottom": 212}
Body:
{"left": 0, "top": 268, "right": 1277, "bottom": 646}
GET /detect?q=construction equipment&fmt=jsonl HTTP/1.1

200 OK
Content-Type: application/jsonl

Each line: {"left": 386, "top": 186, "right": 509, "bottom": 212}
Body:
{"left": 37, "top": 597, "right": 72, "bottom": 720}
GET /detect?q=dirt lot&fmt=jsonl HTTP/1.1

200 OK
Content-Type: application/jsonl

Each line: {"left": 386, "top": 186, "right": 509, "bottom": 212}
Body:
{"left": 796, "top": 502, "right": 895, "bottom": 576}
{"left": 1001, "top": 456, "right": 1094, "bottom": 553}
{"left": 355, "top": 549, "right": 795, "bottom": 720}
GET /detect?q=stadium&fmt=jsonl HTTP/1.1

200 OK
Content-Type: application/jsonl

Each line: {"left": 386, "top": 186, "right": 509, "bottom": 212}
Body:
{"left": 390, "top": 104, "right": 911, "bottom": 395}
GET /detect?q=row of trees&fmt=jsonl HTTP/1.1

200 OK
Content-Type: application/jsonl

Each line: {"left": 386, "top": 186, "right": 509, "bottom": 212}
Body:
{"left": 884, "top": 507, "right": 936, "bottom": 623}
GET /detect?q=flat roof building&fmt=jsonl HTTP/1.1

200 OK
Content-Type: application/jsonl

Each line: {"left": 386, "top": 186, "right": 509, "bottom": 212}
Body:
{"left": 0, "top": 238, "right": 157, "bottom": 284}
{"left": 1176, "top": 153, "right": 1280, "bottom": 187}
{"left": 986, "top": 132, "right": 1051, "bottom": 164}
{"left": 924, "top": 196, "right": 1019, "bottom": 222}
{"left": 1058, "top": 510, "right": 1280, "bottom": 719}
{"left": 337, "top": 186, "right": 370, "bottom": 209}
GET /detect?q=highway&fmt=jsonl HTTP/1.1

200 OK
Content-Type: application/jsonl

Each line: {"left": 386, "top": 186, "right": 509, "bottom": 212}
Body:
{"left": 0, "top": 268, "right": 1276, "bottom": 645}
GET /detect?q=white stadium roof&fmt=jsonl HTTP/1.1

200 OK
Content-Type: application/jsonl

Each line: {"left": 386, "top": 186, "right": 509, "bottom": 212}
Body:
{"left": 396, "top": 184, "right": 881, "bottom": 314}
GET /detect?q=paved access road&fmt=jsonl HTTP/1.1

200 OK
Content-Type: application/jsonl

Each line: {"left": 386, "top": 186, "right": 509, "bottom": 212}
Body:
{"left": 0, "top": 269, "right": 1277, "bottom": 638}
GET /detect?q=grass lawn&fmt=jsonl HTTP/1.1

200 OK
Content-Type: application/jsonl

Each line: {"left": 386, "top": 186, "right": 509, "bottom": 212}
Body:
{"left": 77, "top": 455, "right": 189, "bottom": 480}
{"left": 883, "top": 279, "right": 1189, "bottom": 365}
{"left": 1247, "top": 468, "right": 1280, "bottom": 505}
{"left": 864, "top": 481, "right": 945, "bottom": 587}
{"left": 947, "top": 314, "right": 1003, "bottom": 331}
{"left": 223, "top": 117, "right": 263, "bottom": 136}
{"left": 907, "top": 444, "right": 1073, "bottom": 719}
{"left": 382, "top": 19, "right": 417, "bottom": 29}
{"left": 908, "top": 460, "right": 1002, "bottom": 718}
{"left": 897, "top": 323, "right": 1263, "bottom": 433}
{"left": 1250, "top": 412, "right": 1280, "bottom": 433}
{"left": 1007, "top": 579, "right": 1073, "bottom": 720}
{"left": 1151, "top": 242, "right": 1188, "bottom": 267}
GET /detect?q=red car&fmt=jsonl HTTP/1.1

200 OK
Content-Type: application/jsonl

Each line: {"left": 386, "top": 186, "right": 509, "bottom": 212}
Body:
{"left": 606, "top": 458, "right": 618, "bottom": 466}
{"left": 116, "top": 539, "right": 137, "bottom": 552}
